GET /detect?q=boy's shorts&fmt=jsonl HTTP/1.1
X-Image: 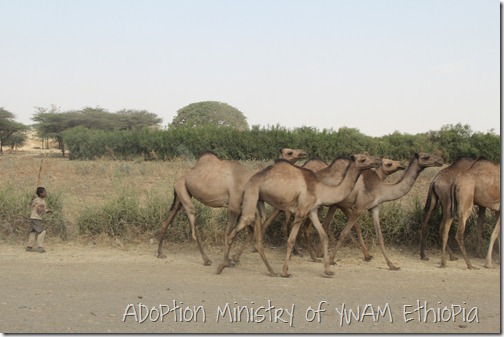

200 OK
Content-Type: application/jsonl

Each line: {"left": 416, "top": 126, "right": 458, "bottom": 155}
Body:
{"left": 30, "top": 219, "right": 45, "bottom": 233}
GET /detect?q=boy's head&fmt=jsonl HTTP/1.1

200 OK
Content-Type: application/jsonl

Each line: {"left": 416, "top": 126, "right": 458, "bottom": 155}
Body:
{"left": 36, "top": 187, "right": 46, "bottom": 197}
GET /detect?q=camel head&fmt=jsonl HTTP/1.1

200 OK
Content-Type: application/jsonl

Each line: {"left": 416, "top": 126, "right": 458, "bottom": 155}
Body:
{"left": 350, "top": 153, "right": 382, "bottom": 171}
{"left": 279, "top": 148, "right": 308, "bottom": 164}
{"left": 381, "top": 158, "right": 407, "bottom": 175}
{"left": 415, "top": 152, "right": 444, "bottom": 168}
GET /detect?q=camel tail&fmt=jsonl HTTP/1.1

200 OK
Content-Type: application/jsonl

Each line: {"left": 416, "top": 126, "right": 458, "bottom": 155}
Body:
{"left": 450, "top": 184, "right": 457, "bottom": 219}
{"left": 423, "top": 181, "right": 438, "bottom": 212}
{"left": 169, "top": 189, "right": 178, "bottom": 211}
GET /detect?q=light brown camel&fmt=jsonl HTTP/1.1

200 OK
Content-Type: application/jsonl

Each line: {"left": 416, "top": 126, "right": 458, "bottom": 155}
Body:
{"left": 217, "top": 154, "right": 382, "bottom": 277}
{"left": 325, "top": 153, "right": 443, "bottom": 270}
{"left": 302, "top": 157, "right": 330, "bottom": 172}
{"left": 306, "top": 158, "right": 407, "bottom": 262}
{"left": 245, "top": 157, "right": 405, "bottom": 263}
{"left": 441, "top": 158, "right": 500, "bottom": 269}
{"left": 157, "top": 148, "right": 307, "bottom": 265}
{"left": 419, "top": 157, "right": 488, "bottom": 261}
{"left": 280, "top": 157, "right": 330, "bottom": 251}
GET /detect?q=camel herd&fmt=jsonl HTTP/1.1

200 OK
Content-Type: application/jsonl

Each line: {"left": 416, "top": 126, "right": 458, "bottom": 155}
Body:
{"left": 157, "top": 148, "right": 501, "bottom": 277}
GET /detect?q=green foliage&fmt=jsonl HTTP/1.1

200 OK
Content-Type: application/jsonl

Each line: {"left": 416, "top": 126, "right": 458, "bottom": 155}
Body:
{"left": 32, "top": 105, "right": 162, "bottom": 157}
{"left": 171, "top": 101, "right": 249, "bottom": 131}
{"left": 62, "top": 122, "right": 500, "bottom": 165}
{"left": 0, "top": 107, "right": 29, "bottom": 154}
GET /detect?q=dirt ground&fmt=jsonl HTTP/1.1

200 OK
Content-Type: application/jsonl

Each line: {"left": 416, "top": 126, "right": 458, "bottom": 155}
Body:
{"left": 0, "top": 240, "right": 500, "bottom": 334}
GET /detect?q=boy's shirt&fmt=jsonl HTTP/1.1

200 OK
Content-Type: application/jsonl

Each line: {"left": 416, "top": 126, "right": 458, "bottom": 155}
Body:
{"left": 30, "top": 197, "right": 47, "bottom": 220}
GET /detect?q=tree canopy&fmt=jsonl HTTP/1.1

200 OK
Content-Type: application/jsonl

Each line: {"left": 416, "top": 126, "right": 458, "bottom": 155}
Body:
{"left": 0, "top": 108, "right": 28, "bottom": 154}
{"left": 171, "top": 101, "right": 248, "bottom": 130}
{"left": 32, "top": 105, "right": 162, "bottom": 157}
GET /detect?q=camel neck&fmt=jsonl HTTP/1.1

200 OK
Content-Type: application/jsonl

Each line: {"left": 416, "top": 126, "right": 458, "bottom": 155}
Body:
{"left": 379, "top": 158, "right": 423, "bottom": 203}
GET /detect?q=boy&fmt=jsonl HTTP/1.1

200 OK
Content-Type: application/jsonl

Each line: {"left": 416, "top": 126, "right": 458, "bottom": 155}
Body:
{"left": 26, "top": 187, "right": 52, "bottom": 253}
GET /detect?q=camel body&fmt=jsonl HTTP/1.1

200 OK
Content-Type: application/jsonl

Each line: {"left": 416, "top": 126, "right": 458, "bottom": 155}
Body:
{"left": 217, "top": 154, "right": 381, "bottom": 277}
{"left": 157, "top": 149, "right": 307, "bottom": 265}
{"left": 326, "top": 153, "right": 443, "bottom": 270}
{"left": 419, "top": 157, "right": 488, "bottom": 261}
{"left": 443, "top": 159, "right": 501, "bottom": 269}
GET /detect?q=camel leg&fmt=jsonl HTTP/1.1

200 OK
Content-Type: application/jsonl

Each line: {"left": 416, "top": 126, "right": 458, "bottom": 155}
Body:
{"left": 308, "top": 210, "right": 333, "bottom": 276}
{"left": 177, "top": 195, "right": 212, "bottom": 266}
{"left": 419, "top": 191, "right": 437, "bottom": 260}
{"left": 281, "top": 216, "right": 304, "bottom": 277}
{"left": 456, "top": 208, "right": 477, "bottom": 270}
{"left": 193, "top": 226, "right": 212, "bottom": 266}
{"left": 233, "top": 202, "right": 267, "bottom": 261}
{"left": 309, "top": 205, "right": 338, "bottom": 262}
{"left": 254, "top": 211, "right": 280, "bottom": 277}
{"left": 340, "top": 208, "right": 372, "bottom": 261}
{"left": 369, "top": 207, "right": 400, "bottom": 270}
{"left": 329, "top": 212, "right": 360, "bottom": 265}
{"left": 303, "top": 218, "right": 319, "bottom": 262}
{"left": 485, "top": 216, "right": 500, "bottom": 269}
{"left": 438, "top": 211, "right": 458, "bottom": 262}
{"left": 475, "top": 206, "right": 486, "bottom": 258}
{"left": 353, "top": 222, "right": 373, "bottom": 261}
{"left": 157, "top": 196, "right": 182, "bottom": 259}
{"left": 440, "top": 214, "right": 454, "bottom": 268}
{"left": 217, "top": 213, "right": 255, "bottom": 274}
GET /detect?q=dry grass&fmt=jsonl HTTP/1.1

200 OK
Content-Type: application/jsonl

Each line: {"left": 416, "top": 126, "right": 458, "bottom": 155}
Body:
{"left": 4, "top": 136, "right": 492, "bottom": 254}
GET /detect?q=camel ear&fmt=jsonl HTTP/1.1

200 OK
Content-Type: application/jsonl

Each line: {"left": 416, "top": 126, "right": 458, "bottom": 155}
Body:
{"left": 350, "top": 155, "right": 356, "bottom": 161}
{"left": 414, "top": 153, "right": 419, "bottom": 159}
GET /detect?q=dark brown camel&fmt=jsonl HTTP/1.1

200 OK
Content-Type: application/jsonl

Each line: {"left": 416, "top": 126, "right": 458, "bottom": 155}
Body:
{"left": 441, "top": 158, "right": 500, "bottom": 269}
{"left": 419, "top": 157, "right": 488, "bottom": 261}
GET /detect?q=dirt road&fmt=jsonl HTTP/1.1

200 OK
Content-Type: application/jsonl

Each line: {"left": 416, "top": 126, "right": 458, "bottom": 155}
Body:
{"left": 0, "top": 241, "right": 500, "bottom": 333}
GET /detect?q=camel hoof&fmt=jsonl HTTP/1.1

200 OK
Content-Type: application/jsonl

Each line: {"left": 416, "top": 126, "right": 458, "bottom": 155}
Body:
{"left": 484, "top": 264, "right": 495, "bottom": 269}
{"left": 389, "top": 265, "right": 400, "bottom": 271}
{"left": 231, "top": 254, "right": 241, "bottom": 264}
{"left": 364, "top": 255, "right": 373, "bottom": 262}
{"left": 281, "top": 273, "right": 292, "bottom": 278}
{"left": 330, "top": 260, "right": 338, "bottom": 266}
{"left": 203, "top": 260, "right": 212, "bottom": 266}
{"left": 293, "top": 249, "right": 303, "bottom": 257}
{"left": 449, "top": 256, "right": 459, "bottom": 261}
{"left": 216, "top": 264, "right": 225, "bottom": 274}
{"left": 157, "top": 254, "right": 167, "bottom": 259}
{"left": 420, "top": 256, "right": 430, "bottom": 261}
{"left": 324, "top": 270, "right": 334, "bottom": 276}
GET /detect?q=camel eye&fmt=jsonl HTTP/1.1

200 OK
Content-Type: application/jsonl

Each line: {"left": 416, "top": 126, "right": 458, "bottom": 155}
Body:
{"left": 386, "top": 163, "right": 392, "bottom": 167}
{"left": 287, "top": 151, "right": 293, "bottom": 155}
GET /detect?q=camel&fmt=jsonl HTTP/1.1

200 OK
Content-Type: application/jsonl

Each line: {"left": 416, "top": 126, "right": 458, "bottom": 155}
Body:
{"left": 279, "top": 157, "right": 330, "bottom": 249}
{"left": 419, "top": 157, "right": 488, "bottom": 261}
{"left": 157, "top": 148, "right": 307, "bottom": 265}
{"left": 325, "top": 153, "right": 443, "bottom": 270}
{"left": 302, "top": 157, "right": 330, "bottom": 172}
{"left": 217, "top": 154, "right": 382, "bottom": 277}
{"left": 306, "top": 158, "right": 407, "bottom": 262}
{"left": 441, "top": 158, "right": 500, "bottom": 269}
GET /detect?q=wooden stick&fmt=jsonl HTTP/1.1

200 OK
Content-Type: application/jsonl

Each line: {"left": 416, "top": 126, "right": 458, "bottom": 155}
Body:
{"left": 34, "top": 159, "right": 44, "bottom": 198}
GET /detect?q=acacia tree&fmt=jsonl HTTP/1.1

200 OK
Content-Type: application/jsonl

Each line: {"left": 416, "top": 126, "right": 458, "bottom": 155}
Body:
{"left": 171, "top": 101, "right": 248, "bottom": 130}
{"left": 0, "top": 108, "right": 28, "bottom": 155}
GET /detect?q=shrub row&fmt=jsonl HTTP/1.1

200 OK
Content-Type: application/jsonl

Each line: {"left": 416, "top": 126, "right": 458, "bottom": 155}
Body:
{"left": 62, "top": 124, "right": 500, "bottom": 163}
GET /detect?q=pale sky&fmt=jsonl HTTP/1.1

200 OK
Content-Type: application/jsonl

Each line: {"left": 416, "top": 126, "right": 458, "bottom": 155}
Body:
{"left": 0, "top": 0, "right": 500, "bottom": 137}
